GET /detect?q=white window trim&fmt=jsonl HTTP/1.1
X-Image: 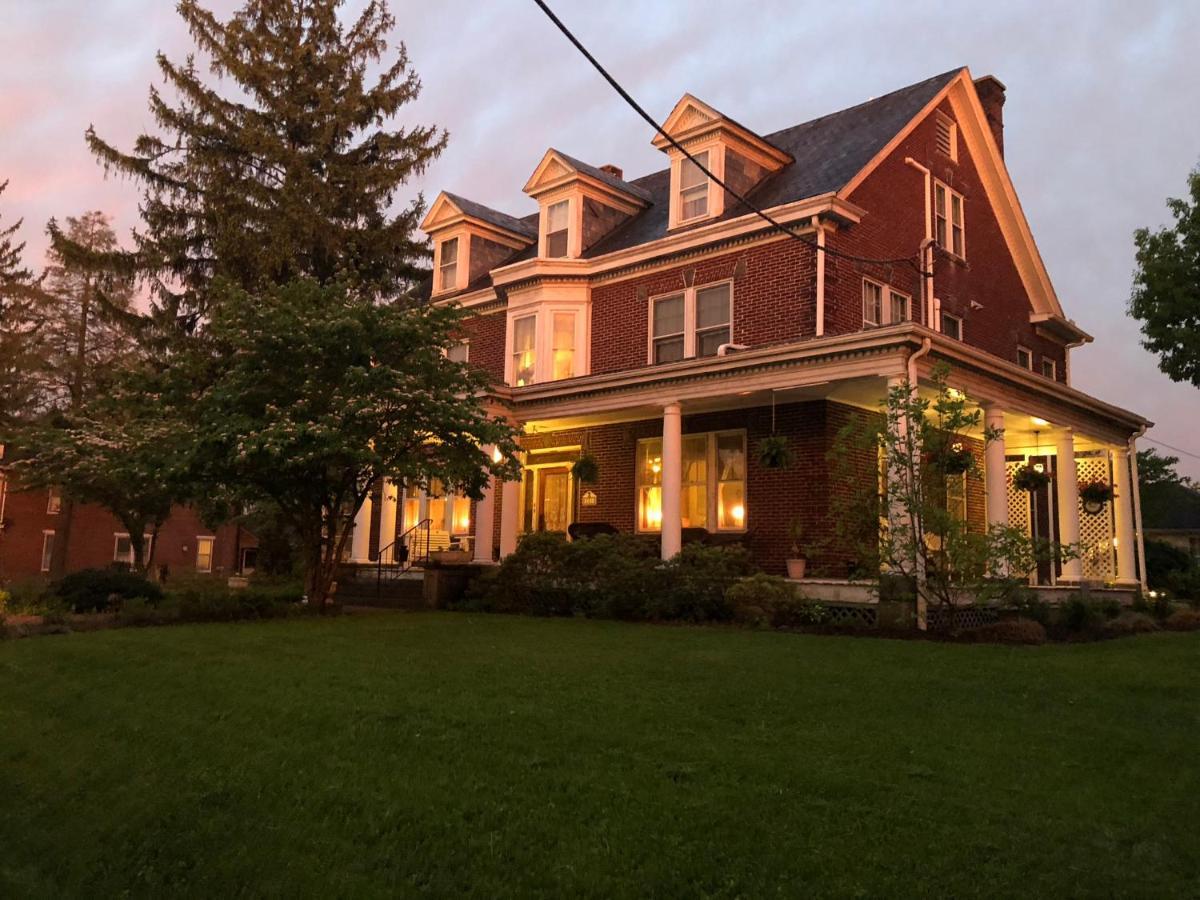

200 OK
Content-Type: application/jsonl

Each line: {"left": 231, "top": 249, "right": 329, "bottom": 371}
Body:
{"left": 538, "top": 193, "right": 582, "bottom": 259}
{"left": 113, "top": 532, "right": 154, "bottom": 566}
{"left": 668, "top": 140, "right": 725, "bottom": 230}
{"left": 1016, "top": 346, "right": 1033, "bottom": 370}
{"left": 935, "top": 112, "right": 958, "bottom": 163}
{"left": 432, "top": 231, "right": 468, "bottom": 296}
{"left": 647, "top": 279, "right": 734, "bottom": 364}
{"left": 195, "top": 535, "right": 216, "bottom": 573}
{"left": 504, "top": 305, "right": 590, "bottom": 386}
{"left": 1041, "top": 358, "right": 1057, "bottom": 380}
{"left": 41, "top": 530, "right": 54, "bottom": 573}
{"left": 444, "top": 340, "right": 470, "bottom": 363}
{"left": 635, "top": 429, "right": 748, "bottom": 534}
{"left": 940, "top": 311, "right": 963, "bottom": 340}
{"left": 933, "top": 179, "right": 966, "bottom": 260}
{"left": 863, "top": 278, "right": 910, "bottom": 328}
{"left": 889, "top": 288, "right": 912, "bottom": 324}
{"left": 46, "top": 487, "right": 61, "bottom": 515}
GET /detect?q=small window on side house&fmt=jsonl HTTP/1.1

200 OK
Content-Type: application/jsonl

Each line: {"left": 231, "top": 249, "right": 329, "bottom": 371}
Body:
{"left": 934, "top": 181, "right": 965, "bottom": 258}
{"left": 889, "top": 290, "right": 911, "bottom": 324}
{"left": 862, "top": 280, "right": 883, "bottom": 326}
{"left": 545, "top": 200, "right": 570, "bottom": 258}
{"left": 1017, "top": 347, "right": 1032, "bottom": 370}
{"left": 41, "top": 531, "right": 54, "bottom": 573}
{"left": 196, "top": 536, "right": 214, "bottom": 573}
{"left": 46, "top": 488, "right": 62, "bottom": 515}
{"left": 438, "top": 237, "right": 458, "bottom": 292}
{"left": 679, "top": 151, "right": 710, "bottom": 221}
{"left": 1041, "top": 358, "right": 1057, "bottom": 380}
{"left": 446, "top": 341, "right": 469, "bottom": 364}
{"left": 941, "top": 312, "right": 962, "bottom": 341}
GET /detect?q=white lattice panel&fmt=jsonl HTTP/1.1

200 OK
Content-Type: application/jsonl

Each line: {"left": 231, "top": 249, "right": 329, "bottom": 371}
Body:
{"left": 1006, "top": 460, "right": 1031, "bottom": 536}
{"left": 1076, "top": 453, "right": 1115, "bottom": 581}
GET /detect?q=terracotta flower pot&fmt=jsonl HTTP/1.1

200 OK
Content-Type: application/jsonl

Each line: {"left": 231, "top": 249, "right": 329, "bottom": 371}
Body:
{"left": 786, "top": 558, "right": 807, "bottom": 579}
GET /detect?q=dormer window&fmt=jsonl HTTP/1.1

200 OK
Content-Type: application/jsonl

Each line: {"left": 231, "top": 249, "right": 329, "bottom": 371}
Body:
{"left": 545, "top": 200, "right": 570, "bottom": 258}
{"left": 679, "top": 152, "right": 710, "bottom": 221}
{"left": 437, "top": 237, "right": 459, "bottom": 292}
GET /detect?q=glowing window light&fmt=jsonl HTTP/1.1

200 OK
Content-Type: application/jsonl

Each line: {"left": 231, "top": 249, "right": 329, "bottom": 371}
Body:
{"left": 1030, "top": 416, "right": 1050, "bottom": 427}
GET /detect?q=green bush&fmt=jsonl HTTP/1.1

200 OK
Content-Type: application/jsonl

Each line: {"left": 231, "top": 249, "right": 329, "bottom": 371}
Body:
{"left": 1010, "top": 589, "right": 1052, "bottom": 627}
{"left": 1103, "top": 612, "right": 1159, "bottom": 637}
{"left": 1056, "top": 595, "right": 1107, "bottom": 636}
{"left": 1164, "top": 609, "right": 1200, "bottom": 632}
{"left": 52, "top": 568, "right": 164, "bottom": 613}
{"left": 964, "top": 618, "right": 1047, "bottom": 645}
{"left": 726, "top": 574, "right": 796, "bottom": 626}
{"left": 650, "top": 544, "right": 758, "bottom": 623}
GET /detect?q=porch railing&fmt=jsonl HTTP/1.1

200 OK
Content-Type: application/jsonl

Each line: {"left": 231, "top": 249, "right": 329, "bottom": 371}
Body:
{"left": 374, "top": 518, "right": 433, "bottom": 598}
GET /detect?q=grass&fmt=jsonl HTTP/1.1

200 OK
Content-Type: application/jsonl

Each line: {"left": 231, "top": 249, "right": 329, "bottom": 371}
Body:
{"left": 1, "top": 613, "right": 1197, "bottom": 898}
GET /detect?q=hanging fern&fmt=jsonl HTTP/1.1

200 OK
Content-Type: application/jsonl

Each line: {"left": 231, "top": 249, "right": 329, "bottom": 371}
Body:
{"left": 572, "top": 454, "right": 600, "bottom": 484}
{"left": 757, "top": 434, "right": 793, "bottom": 470}
{"left": 1012, "top": 464, "right": 1051, "bottom": 493}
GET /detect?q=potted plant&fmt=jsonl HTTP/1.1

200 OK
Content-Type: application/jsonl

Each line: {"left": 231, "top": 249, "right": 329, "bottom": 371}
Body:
{"left": 786, "top": 517, "right": 807, "bottom": 579}
{"left": 1011, "top": 463, "right": 1051, "bottom": 493}
{"left": 939, "top": 441, "right": 974, "bottom": 475}
{"left": 572, "top": 454, "right": 600, "bottom": 484}
{"left": 758, "top": 434, "right": 793, "bottom": 470}
{"left": 1078, "top": 480, "right": 1114, "bottom": 515}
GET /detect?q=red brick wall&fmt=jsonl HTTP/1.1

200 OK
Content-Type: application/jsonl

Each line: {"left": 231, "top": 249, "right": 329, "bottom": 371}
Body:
{"left": 0, "top": 482, "right": 252, "bottom": 582}
{"left": 835, "top": 99, "right": 1068, "bottom": 381}
{"left": 590, "top": 239, "right": 818, "bottom": 375}
{"left": 458, "top": 311, "right": 506, "bottom": 383}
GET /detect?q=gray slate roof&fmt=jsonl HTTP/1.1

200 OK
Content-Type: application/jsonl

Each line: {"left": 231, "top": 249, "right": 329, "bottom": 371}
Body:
{"left": 426, "top": 68, "right": 961, "bottom": 298}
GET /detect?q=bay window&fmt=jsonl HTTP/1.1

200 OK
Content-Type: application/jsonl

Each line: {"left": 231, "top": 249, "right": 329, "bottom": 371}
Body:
{"left": 545, "top": 199, "right": 570, "bottom": 258}
{"left": 649, "top": 281, "right": 733, "bottom": 364}
{"left": 512, "top": 315, "right": 536, "bottom": 386}
{"left": 636, "top": 430, "right": 747, "bottom": 533}
{"left": 552, "top": 312, "right": 576, "bottom": 380}
{"left": 679, "top": 151, "right": 710, "bottom": 221}
{"left": 934, "top": 180, "right": 965, "bottom": 258}
{"left": 438, "top": 236, "right": 458, "bottom": 292}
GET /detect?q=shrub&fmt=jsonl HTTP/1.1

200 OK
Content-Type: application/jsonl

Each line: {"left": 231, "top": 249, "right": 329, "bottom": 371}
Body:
{"left": 964, "top": 618, "right": 1047, "bottom": 645}
{"left": 1055, "top": 593, "right": 1119, "bottom": 636}
{"left": 1010, "top": 589, "right": 1051, "bottom": 627}
{"left": 116, "top": 596, "right": 175, "bottom": 627}
{"left": 1165, "top": 566, "right": 1200, "bottom": 604}
{"left": 1103, "top": 612, "right": 1159, "bottom": 637}
{"left": 1164, "top": 609, "right": 1200, "bottom": 632}
{"left": 651, "top": 544, "right": 758, "bottom": 623}
{"left": 52, "top": 568, "right": 164, "bottom": 613}
{"left": 726, "top": 574, "right": 796, "bottom": 627}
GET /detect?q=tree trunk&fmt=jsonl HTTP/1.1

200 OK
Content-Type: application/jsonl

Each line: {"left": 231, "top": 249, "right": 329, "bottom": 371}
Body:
{"left": 48, "top": 497, "right": 75, "bottom": 579}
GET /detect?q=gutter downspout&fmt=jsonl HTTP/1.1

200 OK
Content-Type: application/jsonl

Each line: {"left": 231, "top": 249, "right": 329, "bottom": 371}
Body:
{"left": 905, "top": 158, "right": 935, "bottom": 328}
{"left": 812, "top": 215, "right": 826, "bottom": 337}
{"left": 905, "top": 337, "right": 934, "bottom": 630}
{"left": 1129, "top": 426, "right": 1148, "bottom": 592}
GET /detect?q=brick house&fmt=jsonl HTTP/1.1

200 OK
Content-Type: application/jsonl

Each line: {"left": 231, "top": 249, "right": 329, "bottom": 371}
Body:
{"left": 350, "top": 68, "right": 1151, "bottom": 590}
{"left": 0, "top": 476, "right": 255, "bottom": 582}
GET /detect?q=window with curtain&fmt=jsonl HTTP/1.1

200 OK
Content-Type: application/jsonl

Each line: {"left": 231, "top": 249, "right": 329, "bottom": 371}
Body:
{"left": 512, "top": 316, "right": 536, "bottom": 386}
{"left": 552, "top": 312, "right": 575, "bottom": 380}
{"left": 450, "top": 495, "right": 471, "bottom": 535}
{"left": 636, "top": 431, "right": 747, "bottom": 533}
{"left": 546, "top": 200, "right": 569, "bottom": 257}
{"left": 679, "top": 150, "right": 710, "bottom": 220}
{"left": 427, "top": 478, "right": 446, "bottom": 533}
{"left": 652, "top": 294, "right": 685, "bottom": 364}
{"left": 695, "top": 284, "right": 731, "bottom": 357}
{"left": 636, "top": 439, "right": 664, "bottom": 531}
{"left": 681, "top": 435, "right": 708, "bottom": 528}
{"left": 716, "top": 432, "right": 746, "bottom": 530}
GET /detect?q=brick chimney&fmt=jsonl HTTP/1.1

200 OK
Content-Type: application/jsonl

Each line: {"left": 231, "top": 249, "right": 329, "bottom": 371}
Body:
{"left": 973, "top": 75, "right": 1006, "bottom": 158}
{"left": 599, "top": 163, "right": 624, "bottom": 180}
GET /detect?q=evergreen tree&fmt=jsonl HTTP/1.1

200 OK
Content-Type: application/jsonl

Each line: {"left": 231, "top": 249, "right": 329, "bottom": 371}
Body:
{"left": 0, "top": 180, "right": 48, "bottom": 426}
{"left": 70, "top": 0, "right": 446, "bottom": 325}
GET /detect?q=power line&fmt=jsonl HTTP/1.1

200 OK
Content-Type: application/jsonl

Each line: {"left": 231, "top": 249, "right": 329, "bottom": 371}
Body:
{"left": 530, "top": 0, "right": 924, "bottom": 273}
{"left": 1143, "top": 435, "right": 1200, "bottom": 463}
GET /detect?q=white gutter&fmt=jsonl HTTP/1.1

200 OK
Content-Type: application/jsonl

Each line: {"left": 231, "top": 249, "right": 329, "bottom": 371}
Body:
{"left": 812, "top": 215, "right": 826, "bottom": 337}
{"left": 1130, "top": 427, "right": 1148, "bottom": 591}
{"left": 907, "top": 336, "right": 933, "bottom": 387}
{"left": 905, "top": 158, "right": 935, "bottom": 327}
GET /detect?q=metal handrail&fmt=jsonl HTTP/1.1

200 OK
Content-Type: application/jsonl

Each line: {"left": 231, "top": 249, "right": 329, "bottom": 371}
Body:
{"left": 375, "top": 518, "right": 433, "bottom": 599}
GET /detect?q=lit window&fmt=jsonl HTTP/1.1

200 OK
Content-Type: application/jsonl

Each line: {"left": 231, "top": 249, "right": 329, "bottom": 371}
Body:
{"left": 446, "top": 342, "right": 469, "bottom": 364}
{"left": 889, "top": 290, "right": 911, "bottom": 323}
{"left": 934, "top": 181, "right": 965, "bottom": 257}
{"left": 652, "top": 294, "right": 686, "bottom": 364}
{"left": 695, "top": 284, "right": 731, "bottom": 357}
{"left": 41, "top": 531, "right": 54, "bottom": 572}
{"left": 941, "top": 312, "right": 962, "bottom": 341}
{"left": 636, "top": 431, "right": 746, "bottom": 533}
{"left": 546, "top": 200, "right": 570, "bottom": 258}
{"left": 551, "top": 312, "right": 575, "bottom": 380}
{"left": 427, "top": 479, "right": 446, "bottom": 534}
{"left": 1041, "top": 358, "right": 1057, "bottom": 380}
{"left": 512, "top": 316, "right": 536, "bottom": 386}
{"left": 451, "top": 495, "right": 472, "bottom": 536}
{"left": 438, "top": 237, "right": 458, "bottom": 292}
{"left": 1017, "top": 347, "right": 1033, "bottom": 370}
{"left": 863, "top": 280, "right": 883, "bottom": 326}
{"left": 46, "top": 488, "right": 62, "bottom": 515}
{"left": 196, "top": 536, "right": 214, "bottom": 573}
{"left": 402, "top": 482, "right": 422, "bottom": 532}
{"left": 679, "top": 151, "right": 710, "bottom": 221}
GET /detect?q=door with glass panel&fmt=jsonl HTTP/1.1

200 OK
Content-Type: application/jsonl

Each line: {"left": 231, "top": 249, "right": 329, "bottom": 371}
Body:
{"left": 520, "top": 465, "right": 574, "bottom": 534}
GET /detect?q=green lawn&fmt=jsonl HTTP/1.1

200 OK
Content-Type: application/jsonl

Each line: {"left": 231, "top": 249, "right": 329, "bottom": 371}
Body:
{"left": 1, "top": 613, "right": 1197, "bottom": 898}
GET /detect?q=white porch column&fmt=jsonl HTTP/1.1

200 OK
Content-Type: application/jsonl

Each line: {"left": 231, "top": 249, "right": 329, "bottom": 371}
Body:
{"left": 474, "top": 446, "right": 497, "bottom": 564}
{"left": 1055, "top": 430, "right": 1082, "bottom": 583}
{"left": 378, "top": 478, "right": 398, "bottom": 564}
{"left": 661, "top": 402, "right": 682, "bottom": 560}
{"left": 350, "top": 488, "right": 374, "bottom": 563}
{"left": 499, "top": 476, "right": 520, "bottom": 559}
{"left": 1129, "top": 436, "right": 1148, "bottom": 590}
{"left": 1112, "top": 446, "right": 1138, "bottom": 584}
{"left": 983, "top": 404, "right": 1009, "bottom": 531}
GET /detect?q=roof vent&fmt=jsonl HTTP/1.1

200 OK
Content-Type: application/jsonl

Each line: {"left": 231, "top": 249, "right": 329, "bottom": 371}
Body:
{"left": 599, "top": 164, "right": 624, "bottom": 180}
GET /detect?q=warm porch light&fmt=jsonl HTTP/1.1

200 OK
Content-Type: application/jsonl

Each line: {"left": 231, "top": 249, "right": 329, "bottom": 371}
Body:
{"left": 1031, "top": 416, "right": 1050, "bottom": 427}
{"left": 455, "top": 511, "right": 471, "bottom": 533}
{"left": 491, "top": 446, "right": 503, "bottom": 463}
{"left": 947, "top": 388, "right": 965, "bottom": 400}
{"left": 731, "top": 503, "right": 745, "bottom": 525}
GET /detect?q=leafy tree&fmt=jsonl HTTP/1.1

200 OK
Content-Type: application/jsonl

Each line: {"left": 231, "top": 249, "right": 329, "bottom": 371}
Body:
{"left": 831, "top": 365, "right": 1073, "bottom": 630}
{"left": 170, "top": 279, "right": 520, "bottom": 609}
{"left": 1136, "top": 447, "right": 1193, "bottom": 489}
{"left": 68, "top": 0, "right": 446, "bottom": 326}
{"left": 1130, "top": 167, "right": 1200, "bottom": 387}
{"left": 0, "top": 180, "right": 48, "bottom": 426}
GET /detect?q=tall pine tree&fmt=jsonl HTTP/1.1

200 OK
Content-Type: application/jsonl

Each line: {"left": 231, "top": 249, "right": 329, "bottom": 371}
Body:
{"left": 68, "top": 0, "right": 446, "bottom": 324}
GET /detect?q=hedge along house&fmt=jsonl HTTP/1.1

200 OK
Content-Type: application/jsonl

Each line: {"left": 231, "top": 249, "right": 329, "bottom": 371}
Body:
{"left": 355, "top": 68, "right": 1150, "bottom": 594}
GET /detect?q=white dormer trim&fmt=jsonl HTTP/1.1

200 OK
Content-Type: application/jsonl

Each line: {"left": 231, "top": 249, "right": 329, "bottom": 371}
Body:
{"left": 431, "top": 228, "right": 468, "bottom": 296}
{"left": 422, "top": 192, "right": 535, "bottom": 297}
{"left": 668, "top": 138, "right": 724, "bottom": 230}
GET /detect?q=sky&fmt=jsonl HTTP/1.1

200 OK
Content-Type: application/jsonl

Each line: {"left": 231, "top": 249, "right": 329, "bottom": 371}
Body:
{"left": 2, "top": 0, "right": 1199, "bottom": 477}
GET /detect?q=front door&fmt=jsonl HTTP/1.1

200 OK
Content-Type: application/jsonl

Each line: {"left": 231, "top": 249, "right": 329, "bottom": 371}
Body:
{"left": 520, "top": 465, "right": 574, "bottom": 534}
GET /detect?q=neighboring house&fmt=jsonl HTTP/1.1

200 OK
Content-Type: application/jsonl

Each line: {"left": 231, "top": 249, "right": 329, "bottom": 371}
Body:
{"left": 1140, "top": 481, "right": 1200, "bottom": 562}
{"left": 355, "top": 68, "right": 1149, "bottom": 588}
{"left": 0, "top": 476, "right": 256, "bottom": 581}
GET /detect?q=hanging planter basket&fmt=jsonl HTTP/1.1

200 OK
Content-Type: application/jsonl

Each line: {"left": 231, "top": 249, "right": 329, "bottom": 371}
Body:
{"left": 939, "top": 442, "right": 974, "bottom": 475}
{"left": 1078, "top": 480, "right": 1113, "bottom": 515}
{"left": 757, "top": 434, "right": 794, "bottom": 470}
{"left": 1012, "top": 464, "right": 1051, "bottom": 493}
{"left": 572, "top": 454, "right": 600, "bottom": 484}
